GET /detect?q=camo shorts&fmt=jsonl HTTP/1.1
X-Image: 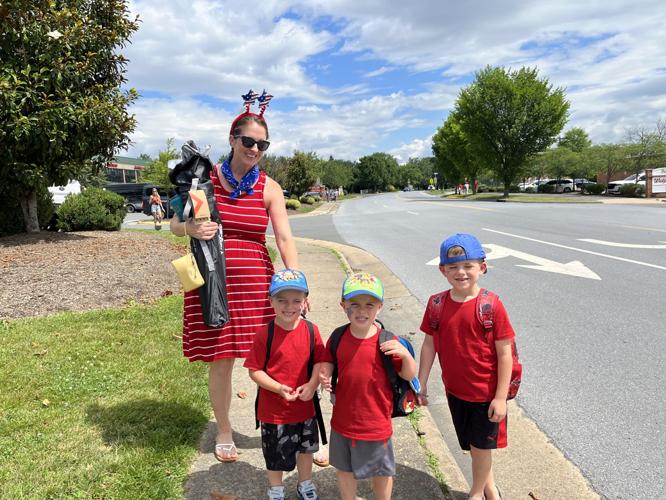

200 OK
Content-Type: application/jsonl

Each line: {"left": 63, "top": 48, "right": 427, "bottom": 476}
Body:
{"left": 260, "top": 418, "right": 319, "bottom": 471}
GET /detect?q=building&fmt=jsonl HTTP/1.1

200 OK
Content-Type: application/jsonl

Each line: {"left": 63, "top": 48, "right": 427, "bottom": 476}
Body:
{"left": 105, "top": 156, "right": 150, "bottom": 183}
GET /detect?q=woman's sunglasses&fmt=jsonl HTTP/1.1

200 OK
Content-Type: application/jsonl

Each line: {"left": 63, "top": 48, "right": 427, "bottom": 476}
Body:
{"left": 235, "top": 135, "right": 270, "bottom": 152}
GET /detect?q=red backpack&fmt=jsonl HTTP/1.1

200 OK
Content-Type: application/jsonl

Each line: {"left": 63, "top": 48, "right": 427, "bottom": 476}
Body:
{"left": 427, "top": 288, "right": 522, "bottom": 399}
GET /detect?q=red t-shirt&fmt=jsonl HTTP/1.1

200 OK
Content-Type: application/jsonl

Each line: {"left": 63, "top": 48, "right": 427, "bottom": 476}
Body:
{"left": 323, "top": 326, "right": 402, "bottom": 441}
{"left": 420, "top": 291, "right": 515, "bottom": 402}
{"left": 244, "top": 320, "right": 325, "bottom": 424}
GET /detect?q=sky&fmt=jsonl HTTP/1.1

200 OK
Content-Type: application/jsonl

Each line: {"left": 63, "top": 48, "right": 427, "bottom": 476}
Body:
{"left": 122, "top": 0, "right": 666, "bottom": 163}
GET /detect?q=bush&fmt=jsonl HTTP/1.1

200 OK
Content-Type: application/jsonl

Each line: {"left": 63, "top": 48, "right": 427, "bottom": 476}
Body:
{"left": 311, "top": 195, "right": 321, "bottom": 202}
{"left": 57, "top": 188, "right": 126, "bottom": 231}
{"left": 619, "top": 184, "right": 644, "bottom": 197}
{"left": 386, "top": 185, "right": 397, "bottom": 192}
{"left": 538, "top": 183, "right": 555, "bottom": 193}
{"left": 299, "top": 195, "right": 315, "bottom": 205}
{"left": 509, "top": 185, "right": 521, "bottom": 193}
{"left": 285, "top": 199, "right": 301, "bottom": 210}
{"left": 524, "top": 187, "right": 536, "bottom": 193}
{"left": 0, "top": 186, "right": 55, "bottom": 236}
{"left": 582, "top": 183, "right": 605, "bottom": 195}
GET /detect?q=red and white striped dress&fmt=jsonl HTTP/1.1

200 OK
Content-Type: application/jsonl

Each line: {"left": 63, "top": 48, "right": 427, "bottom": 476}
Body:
{"left": 182, "top": 168, "right": 275, "bottom": 361}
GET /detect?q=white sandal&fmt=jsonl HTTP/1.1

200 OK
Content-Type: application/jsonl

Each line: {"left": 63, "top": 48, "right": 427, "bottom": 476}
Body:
{"left": 214, "top": 442, "right": 238, "bottom": 462}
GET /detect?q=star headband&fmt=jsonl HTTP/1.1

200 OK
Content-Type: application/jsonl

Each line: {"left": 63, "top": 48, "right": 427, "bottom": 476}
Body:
{"left": 229, "top": 89, "right": 273, "bottom": 135}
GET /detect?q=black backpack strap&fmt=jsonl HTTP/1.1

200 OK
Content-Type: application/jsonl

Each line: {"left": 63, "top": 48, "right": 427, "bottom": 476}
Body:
{"left": 304, "top": 320, "right": 328, "bottom": 445}
{"left": 329, "top": 324, "right": 349, "bottom": 394}
{"left": 378, "top": 326, "right": 399, "bottom": 389}
{"left": 255, "top": 320, "right": 275, "bottom": 430}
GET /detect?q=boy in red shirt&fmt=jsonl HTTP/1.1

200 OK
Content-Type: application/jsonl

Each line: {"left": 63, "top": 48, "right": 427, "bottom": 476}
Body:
{"left": 418, "top": 233, "right": 515, "bottom": 500}
{"left": 319, "top": 272, "right": 416, "bottom": 500}
{"left": 244, "top": 269, "right": 324, "bottom": 500}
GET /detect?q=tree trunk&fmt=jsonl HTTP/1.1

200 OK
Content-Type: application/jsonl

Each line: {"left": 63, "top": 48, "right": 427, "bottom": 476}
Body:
{"left": 19, "top": 190, "right": 40, "bottom": 233}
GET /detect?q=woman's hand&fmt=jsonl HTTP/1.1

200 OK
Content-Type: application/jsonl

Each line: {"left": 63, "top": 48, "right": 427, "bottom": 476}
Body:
{"left": 187, "top": 221, "right": 219, "bottom": 241}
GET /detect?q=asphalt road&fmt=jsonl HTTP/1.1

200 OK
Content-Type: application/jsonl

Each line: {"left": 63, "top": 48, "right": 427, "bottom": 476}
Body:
{"left": 289, "top": 192, "right": 666, "bottom": 500}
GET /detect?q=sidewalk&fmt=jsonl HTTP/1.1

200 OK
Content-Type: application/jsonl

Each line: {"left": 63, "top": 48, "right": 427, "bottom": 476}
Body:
{"left": 183, "top": 223, "right": 602, "bottom": 499}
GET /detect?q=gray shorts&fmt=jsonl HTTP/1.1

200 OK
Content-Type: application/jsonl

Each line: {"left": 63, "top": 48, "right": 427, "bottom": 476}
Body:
{"left": 329, "top": 429, "right": 396, "bottom": 480}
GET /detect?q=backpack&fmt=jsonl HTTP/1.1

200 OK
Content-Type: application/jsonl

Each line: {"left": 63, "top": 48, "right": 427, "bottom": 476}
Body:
{"left": 329, "top": 321, "right": 419, "bottom": 418}
{"left": 427, "top": 288, "right": 522, "bottom": 399}
{"left": 254, "top": 319, "right": 327, "bottom": 445}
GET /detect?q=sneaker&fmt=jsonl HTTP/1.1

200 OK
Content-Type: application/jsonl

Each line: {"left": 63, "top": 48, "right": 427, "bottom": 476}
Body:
{"left": 268, "top": 485, "right": 285, "bottom": 500}
{"left": 297, "top": 479, "right": 318, "bottom": 500}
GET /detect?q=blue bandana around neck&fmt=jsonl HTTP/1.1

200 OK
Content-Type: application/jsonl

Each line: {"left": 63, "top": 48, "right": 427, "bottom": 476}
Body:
{"left": 220, "top": 159, "right": 259, "bottom": 199}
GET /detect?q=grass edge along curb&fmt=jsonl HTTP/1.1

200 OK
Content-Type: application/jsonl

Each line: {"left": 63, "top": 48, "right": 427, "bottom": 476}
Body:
{"left": 443, "top": 193, "right": 600, "bottom": 203}
{"left": 407, "top": 408, "right": 453, "bottom": 499}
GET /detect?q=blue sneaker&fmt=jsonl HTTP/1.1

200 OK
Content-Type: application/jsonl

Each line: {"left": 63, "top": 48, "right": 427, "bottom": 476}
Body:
{"left": 297, "top": 479, "right": 318, "bottom": 500}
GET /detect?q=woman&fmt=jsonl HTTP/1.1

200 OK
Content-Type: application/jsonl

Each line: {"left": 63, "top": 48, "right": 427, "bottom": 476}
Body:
{"left": 150, "top": 188, "right": 163, "bottom": 228}
{"left": 170, "top": 92, "right": 298, "bottom": 462}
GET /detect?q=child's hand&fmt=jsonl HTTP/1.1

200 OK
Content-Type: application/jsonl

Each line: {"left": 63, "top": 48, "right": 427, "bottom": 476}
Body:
{"left": 379, "top": 338, "right": 408, "bottom": 359}
{"left": 279, "top": 384, "right": 298, "bottom": 401}
{"left": 319, "top": 366, "right": 333, "bottom": 392}
{"left": 295, "top": 382, "right": 317, "bottom": 401}
{"left": 488, "top": 398, "right": 507, "bottom": 422}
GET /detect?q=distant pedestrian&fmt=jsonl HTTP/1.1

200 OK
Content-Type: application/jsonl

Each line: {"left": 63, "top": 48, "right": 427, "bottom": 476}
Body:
{"left": 474, "top": 179, "right": 479, "bottom": 193}
{"left": 464, "top": 178, "right": 470, "bottom": 195}
{"left": 245, "top": 270, "right": 324, "bottom": 500}
{"left": 319, "top": 273, "right": 416, "bottom": 500}
{"left": 418, "top": 234, "right": 518, "bottom": 500}
{"left": 149, "top": 188, "right": 163, "bottom": 228}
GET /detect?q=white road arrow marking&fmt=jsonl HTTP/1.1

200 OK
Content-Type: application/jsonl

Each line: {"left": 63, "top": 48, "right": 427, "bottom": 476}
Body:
{"left": 484, "top": 244, "right": 601, "bottom": 280}
{"left": 483, "top": 228, "right": 666, "bottom": 271}
{"left": 577, "top": 238, "right": 666, "bottom": 249}
{"left": 426, "top": 245, "right": 600, "bottom": 280}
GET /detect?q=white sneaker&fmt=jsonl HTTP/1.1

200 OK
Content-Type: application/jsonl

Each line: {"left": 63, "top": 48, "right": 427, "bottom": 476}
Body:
{"left": 297, "top": 479, "right": 318, "bottom": 499}
{"left": 268, "top": 485, "right": 285, "bottom": 500}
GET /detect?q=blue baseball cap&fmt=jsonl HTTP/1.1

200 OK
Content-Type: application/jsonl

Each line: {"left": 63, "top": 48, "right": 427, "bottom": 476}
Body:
{"left": 439, "top": 233, "right": 486, "bottom": 265}
{"left": 269, "top": 269, "right": 309, "bottom": 296}
{"left": 341, "top": 272, "right": 384, "bottom": 302}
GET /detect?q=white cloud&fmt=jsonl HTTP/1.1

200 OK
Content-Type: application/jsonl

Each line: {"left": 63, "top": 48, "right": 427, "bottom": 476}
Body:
{"left": 389, "top": 136, "right": 434, "bottom": 165}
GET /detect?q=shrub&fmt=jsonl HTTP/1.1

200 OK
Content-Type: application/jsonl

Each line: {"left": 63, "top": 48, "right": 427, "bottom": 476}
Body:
{"left": 538, "top": 183, "right": 555, "bottom": 193}
{"left": 311, "top": 195, "right": 321, "bottom": 202}
{"left": 582, "top": 183, "right": 605, "bottom": 195}
{"left": 0, "top": 186, "right": 55, "bottom": 236}
{"left": 619, "top": 184, "right": 644, "bottom": 197}
{"left": 524, "top": 186, "right": 536, "bottom": 193}
{"left": 299, "top": 195, "right": 315, "bottom": 205}
{"left": 509, "top": 184, "right": 521, "bottom": 193}
{"left": 285, "top": 199, "right": 301, "bottom": 210}
{"left": 57, "top": 188, "right": 126, "bottom": 231}
{"left": 386, "top": 185, "right": 397, "bottom": 192}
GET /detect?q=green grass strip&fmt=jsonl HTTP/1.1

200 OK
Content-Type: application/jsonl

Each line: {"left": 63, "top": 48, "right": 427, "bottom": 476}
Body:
{"left": 0, "top": 297, "right": 210, "bottom": 499}
{"left": 407, "top": 408, "right": 452, "bottom": 499}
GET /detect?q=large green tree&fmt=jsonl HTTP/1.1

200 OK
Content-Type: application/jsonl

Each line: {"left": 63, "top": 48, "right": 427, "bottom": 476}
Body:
{"left": 355, "top": 153, "right": 399, "bottom": 192}
{"left": 455, "top": 66, "right": 569, "bottom": 196}
{"left": 432, "top": 113, "right": 484, "bottom": 192}
{"left": 0, "top": 0, "right": 139, "bottom": 232}
{"left": 625, "top": 123, "right": 666, "bottom": 176}
{"left": 584, "top": 144, "right": 631, "bottom": 190}
{"left": 558, "top": 127, "right": 591, "bottom": 153}
{"left": 283, "top": 151, "right": 321, "bottom": 196}
{"left": 320, "top": 157, "right": 354, "bottom": 191}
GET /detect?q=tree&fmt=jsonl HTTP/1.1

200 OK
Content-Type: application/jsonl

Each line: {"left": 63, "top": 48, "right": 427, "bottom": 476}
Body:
{"left": 584, "top": 144, "right": 631, "bottom": 191}
{"left": 455, "top": 66, "right": 569, "bottom": 196}
{"left": 283, "top": 151, "right": 321, "bottom": 196}
{"left": 432, "top": 113, "right": 484, "bottom": 192}
{"left": 320, "top": 157, "right": 354, "bottom": 191}
{"left": 260, "top": 154, "right": 290, "bottom": 187}
{"left": 355, "top": 153, "right": 399, "bottom": 192}
{"left": 0, "top": 0, "right": 139, "bottom": 232}
{"left": 558, "top": 127, "right": 591, "bottom": 153}
{"left": 142, "top": 139, "right": 178, "bottom": 187}
{"left": 397, "top": 158, "right": 430, "bottom": 189}
{"left": 625, "top": 123, "right": 666, "bottom": 177}
{"left": 540, "top": 147, "right": 580, "bottom": 180}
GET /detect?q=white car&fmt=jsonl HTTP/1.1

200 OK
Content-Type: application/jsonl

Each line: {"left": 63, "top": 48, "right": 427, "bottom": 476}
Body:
{"left": 48, "top": 180, "right": 81, "bottom": 205}
{"left": 541, "top": 178, "right": 574, "bottom": 193}
{"left": 606, "top": 168, "right": 666, "bottom": 195}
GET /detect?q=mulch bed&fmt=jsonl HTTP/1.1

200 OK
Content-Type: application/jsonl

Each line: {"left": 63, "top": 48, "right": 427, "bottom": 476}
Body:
{"left": 0, "top": 230, "right": 184, "bottom": 320}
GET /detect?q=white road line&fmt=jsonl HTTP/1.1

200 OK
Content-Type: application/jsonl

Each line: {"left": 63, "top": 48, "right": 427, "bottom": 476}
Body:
{"left": 407, "top": 211, "right": 419, "bottom": 215}
{"left": 482, "top": 228, "right": 666, "bottom": 271}
{"left": 621, "top": 225, "right": 666, "bottom": 234}
{"left": 421, "top": 201, "right": 497, "bottom": 212}
{"left": 578, "top": 239, "right": 666, "bottom": 249}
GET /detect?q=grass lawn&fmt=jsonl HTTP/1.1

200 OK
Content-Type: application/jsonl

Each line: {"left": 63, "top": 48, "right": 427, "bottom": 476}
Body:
{"left": 0, "top": 296, "right": 210, "bottom": 499}
{"left": 444, "top": 192, "right": 600, "bottom": 203}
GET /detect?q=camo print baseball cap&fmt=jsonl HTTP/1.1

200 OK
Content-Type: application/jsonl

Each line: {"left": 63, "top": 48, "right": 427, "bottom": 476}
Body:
{"left": 341, "top": 272, "right": 384, "bottom": 302}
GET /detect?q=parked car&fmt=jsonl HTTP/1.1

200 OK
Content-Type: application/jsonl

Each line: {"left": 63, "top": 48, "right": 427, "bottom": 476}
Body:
{"left": 125, "top": 199, "right": 143, "bottom": 213}
{"left": 48, "top": 180, "right": 81, "bottom": 205}
{"left": 541, "top": 178, "right": 574, "bottom": 193}
{"left": 606, "top": 168, "right": 666, "bottom": 194}
{"left": 574, "top": 179, "right": 596, "bottom": 191}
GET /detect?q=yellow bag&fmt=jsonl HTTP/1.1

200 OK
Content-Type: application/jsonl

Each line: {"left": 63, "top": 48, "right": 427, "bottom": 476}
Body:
{"left": 171, "top": 246, "right": 204, "bottom": 292}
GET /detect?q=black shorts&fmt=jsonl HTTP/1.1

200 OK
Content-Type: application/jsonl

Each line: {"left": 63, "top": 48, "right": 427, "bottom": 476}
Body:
{"left": 260, "top": 418, "right": 319, "bottom": 471}
{"left": 447, "top": 393, "right": 507, "bottom": 451}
